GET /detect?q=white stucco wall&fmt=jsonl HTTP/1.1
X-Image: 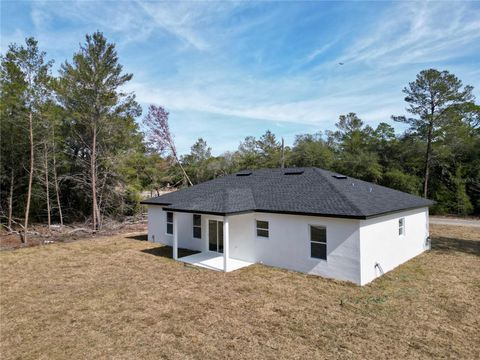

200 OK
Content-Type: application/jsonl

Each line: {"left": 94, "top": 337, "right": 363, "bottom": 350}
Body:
{"left": 147, "top": 208, "right": 361, "bottom": 283}
{"left": 228, "top": 213, "right": 257, "bottom": 263}
{"left": 228, "top": 212, "right": 361, "bottom": 284}
{"left": 147, "top": 206, "right": 204, "bottom": 252}
{"left": 147, "top": 206, "right": 171, "bottom": 245}
{"left": 359, "top": 207, "right": 429, "bottom": 285}
{"left": 147, "top": 205, "right": 429, "bottom": 285}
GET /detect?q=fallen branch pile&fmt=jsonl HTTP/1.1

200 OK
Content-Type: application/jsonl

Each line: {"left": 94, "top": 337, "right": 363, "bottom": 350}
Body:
{"left": 0, "top": 213, "right": 148, "bottom": 250}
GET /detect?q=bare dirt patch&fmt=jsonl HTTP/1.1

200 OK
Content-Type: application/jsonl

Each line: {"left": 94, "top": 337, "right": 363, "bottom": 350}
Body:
{"left": 1, "top": 225, "right": 479, "bottom": 359}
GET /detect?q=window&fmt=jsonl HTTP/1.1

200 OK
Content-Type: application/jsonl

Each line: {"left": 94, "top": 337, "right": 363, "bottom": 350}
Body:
{"left": 399, "top": 218, "right": 405, "bottom": 236}
{"left": 310, "top": 226, "right": 327, "bottom": 260}
{"left": 256, "top": 220, "right": 269, "bottom": 238}
{"left": 193, "top": 214, "right": 201, "bottom": 238}
{"left": 166, "top": 211, "right": 173, "bottom": 235}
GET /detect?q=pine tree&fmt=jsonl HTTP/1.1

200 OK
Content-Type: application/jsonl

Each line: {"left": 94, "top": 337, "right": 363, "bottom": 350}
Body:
{"left": 393, "top": 69, "right": 474, "bottom": 198}
{"left": 0, "top": 38, "right": 53, "bottom": 241}
{"left": 57, "top": 32, "right": 141, "bottom": 231}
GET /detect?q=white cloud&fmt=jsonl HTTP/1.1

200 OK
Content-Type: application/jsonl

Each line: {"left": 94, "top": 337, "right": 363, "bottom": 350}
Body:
{"left": 3, "top": 0, "right": 478, "bottom": 142}
{"left": 338, "top": 2, "right": 480, "bottom": 67}
{"left": 130, "top": 1, "right": 479, "bottom": 128}
{"left": 28, "top": 1, "right": 156, "bottom": 47}
{"left": 31, "top": 7, "right": 51, "bottom": 29}
{"left": 0, "top": 29, "right": 26, "bottom": 53}
{"left": 135, "top": 1, "right": 211, "bottom": 51}
{"left": 22, "top": 0, "right": 247, "bottom": 52}
{"left": 304, "top": 42, "right": 335, "bottom": 65}
{"left": 126, "top": 75, "right": 404, "bottom": 128}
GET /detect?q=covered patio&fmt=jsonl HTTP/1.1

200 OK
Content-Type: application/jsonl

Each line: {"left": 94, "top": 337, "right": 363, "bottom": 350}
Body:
{"left": 179, "top": 252, "right": 253, "bottom": 272}
{"left": 171, "top": 212, "right": 252, "bottom": 272}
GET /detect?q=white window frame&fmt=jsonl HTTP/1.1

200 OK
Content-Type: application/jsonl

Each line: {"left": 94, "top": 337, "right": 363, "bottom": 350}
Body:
{"left": 399, "top": 217, "right": 405, "bottom": 237}
{"left": 256, "top": 220, "right": 269, "bottom": 238}
{"left": 166, "top": 211, "right": 173, "bottom": 235}
{"left": 310, "top": 225, "right": 327, "bottom": 261}
{"left": 193, "top": 214, "right": 202, "bottom": 239}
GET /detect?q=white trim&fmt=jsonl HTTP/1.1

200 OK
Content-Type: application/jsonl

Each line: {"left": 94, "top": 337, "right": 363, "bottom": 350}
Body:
{"left": 224, "top": 217, "right": 229, "bottom": 272}
{"left": 206, "top": 218, "right": 224, "bottom": 254}
{"left": 172, "top": 212, "right": 178, "bottom": 260}
{"left": 204, "top": 215, "right": 219, "bottom": 251}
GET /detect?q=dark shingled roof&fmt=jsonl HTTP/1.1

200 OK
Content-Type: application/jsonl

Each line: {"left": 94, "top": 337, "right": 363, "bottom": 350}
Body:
{"left": 141, "top": 168, "right": 434, "bottom": 219}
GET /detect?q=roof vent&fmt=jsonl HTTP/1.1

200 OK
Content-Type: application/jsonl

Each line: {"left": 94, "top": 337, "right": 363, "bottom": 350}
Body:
{"left": 284, "top": 169, "right": 304, "bottom": 175}
{"left": 236, "top": 171, "right": 252, "bottom": 176}
{"left": 332, "top": 174, "right": 348, "bottom": 179}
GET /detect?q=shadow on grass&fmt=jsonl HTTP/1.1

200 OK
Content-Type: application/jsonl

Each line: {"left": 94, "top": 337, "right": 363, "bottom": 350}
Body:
{"left": 141, "top": 246, "right": 200, "bottom": 259}
{"left": 431, "top": 237, "right": 480, "bottom": 256}
{"left": 126, "top": 234, "right": 148, "bottom": 241}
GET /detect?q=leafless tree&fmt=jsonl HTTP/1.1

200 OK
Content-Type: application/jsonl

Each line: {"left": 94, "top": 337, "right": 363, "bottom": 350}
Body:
{"left": 143, "top": 105, "right": 192, "bottom": 186}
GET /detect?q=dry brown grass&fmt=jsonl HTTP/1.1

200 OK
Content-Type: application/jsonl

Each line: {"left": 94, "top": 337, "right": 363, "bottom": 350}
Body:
{"left": 430, "top": 223, "right": 480, "bottom": 241}
{"left": 1, "top": 225, "right": 479, "bottom": 359}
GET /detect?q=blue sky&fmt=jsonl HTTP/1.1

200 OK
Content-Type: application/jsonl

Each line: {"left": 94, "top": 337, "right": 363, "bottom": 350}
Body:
{"left": 1, "top": 1, "right": 479, "bottom": 155}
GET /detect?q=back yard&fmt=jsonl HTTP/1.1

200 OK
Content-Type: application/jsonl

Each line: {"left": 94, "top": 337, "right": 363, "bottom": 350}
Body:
{"left": 1, "top": 224, "right": 479, "bottom": 359}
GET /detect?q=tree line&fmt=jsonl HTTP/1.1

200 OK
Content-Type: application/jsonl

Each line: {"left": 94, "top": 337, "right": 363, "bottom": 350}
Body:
{"left": 159, "top": 73, "right": 480, "bottom": 216}
{"left": 1, "top": 33, "right": 479, "bottom": 241}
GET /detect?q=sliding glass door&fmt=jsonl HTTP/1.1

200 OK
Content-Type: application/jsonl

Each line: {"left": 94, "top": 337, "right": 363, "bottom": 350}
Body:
{"left": 208, "top": 220, "right": 224, "bottom": 253}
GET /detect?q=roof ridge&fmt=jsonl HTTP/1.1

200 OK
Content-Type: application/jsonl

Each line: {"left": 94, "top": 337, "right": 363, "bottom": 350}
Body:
{"left": 246, "top": 185, "right": 257, "bottom": 210}
{"left": 313, "top": 168, "right": 365, "bottom": 217}
{"left": 224, "top": 186, "right": 256, "bottom": 213}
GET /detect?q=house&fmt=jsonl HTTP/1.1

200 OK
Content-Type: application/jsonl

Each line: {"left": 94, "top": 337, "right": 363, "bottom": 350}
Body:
{"left": 141, "top": 167, "right": 434, "bottom": 285}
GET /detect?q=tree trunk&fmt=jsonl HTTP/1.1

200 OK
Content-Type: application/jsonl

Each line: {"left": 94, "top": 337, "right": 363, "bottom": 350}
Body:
{"left": 91, "top": 123, "right": 97, "bottom": 232}
{"left": 171, "top": 148, "right": 192, "bottom": 186}
{"left": 7, "top": 168, "right": 14, "bottom": 230}
{"left": 52, "top": 141, "right": 63, "bottom": 226}
{"left": 96, "top": 203, "right": 102, "bottom": 230}
{"left": 44, "top": 143, "right": 51, "bottom": 230}
{"left": 96, "top": 173, "right": 108, "bottom": 231}
{"left": 178, "top": 159, "right": 193, "bottom": 186}
{"left": 23, "top": 111, "right": 34, "bottom": 243}
{"left": 423, "top": 121, "right": 433, "bottom": 198}
{"left": 8, "top": 117, "right": 15, "bottom": 231}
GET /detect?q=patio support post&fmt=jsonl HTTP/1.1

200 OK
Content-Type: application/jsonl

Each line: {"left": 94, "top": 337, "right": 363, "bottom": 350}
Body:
{"left": 173, "top": 212, "right": 178, "bottom": 260}
{"left": 223, "top": 216, "right": 229, "bottom": 272}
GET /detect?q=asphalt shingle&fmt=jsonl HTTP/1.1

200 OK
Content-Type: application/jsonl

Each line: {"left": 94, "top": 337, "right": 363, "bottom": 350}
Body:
{"left": 141, "top": 168, "right": 434, "bottom": 219}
